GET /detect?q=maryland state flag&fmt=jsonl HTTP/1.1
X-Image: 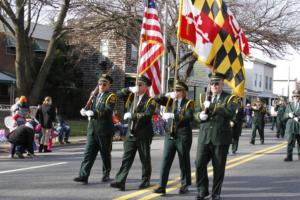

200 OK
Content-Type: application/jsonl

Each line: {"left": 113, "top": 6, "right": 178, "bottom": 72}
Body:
{"left": 178, "top": 0, "right": 249, "bottom": 97}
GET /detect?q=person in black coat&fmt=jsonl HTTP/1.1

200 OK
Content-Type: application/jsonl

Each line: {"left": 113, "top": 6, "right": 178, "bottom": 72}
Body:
{"left": 35, "top": 96, "right": 56, "bottom": 153}
{"left": 5, "top": 121, "right": 37, "bottom": 158}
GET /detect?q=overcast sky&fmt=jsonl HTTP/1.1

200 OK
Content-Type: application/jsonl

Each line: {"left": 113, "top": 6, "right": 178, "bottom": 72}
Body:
{"left": 251, "top": 48, "right": 300, "bottom": 81}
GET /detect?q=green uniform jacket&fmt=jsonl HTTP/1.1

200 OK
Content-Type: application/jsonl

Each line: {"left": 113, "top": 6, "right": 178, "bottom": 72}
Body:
{"left": 276, "top": 105, "right": 286, "bottom": 122}
{"left": 195, "top": 91, "right": 236, "bottom": 145}
{"left": 154, "top": 95, "right": 194, "bottom": 136}
{"left": 117, "top": 88, "right": 156, "bottom": 140}
{"left": 284, "top": 102, "right": 300, "bottom": 136}
{"left": 251, "top": 107, "right": 267, "bottom": 127}
{"left": 88, "top": 91, "right": 116, "bottom": 136}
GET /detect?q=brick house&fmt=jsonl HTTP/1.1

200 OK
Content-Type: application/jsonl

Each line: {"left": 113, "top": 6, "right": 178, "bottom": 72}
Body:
{"left": 0, "top": 22, "right": 52, "bottom": 104}
{"left": 69, "top": 30, "right": 140, "bottom": 113}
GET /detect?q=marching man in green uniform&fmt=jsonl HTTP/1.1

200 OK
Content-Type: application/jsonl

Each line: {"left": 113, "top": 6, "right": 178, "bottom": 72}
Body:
{"left": 110, "top": 75, "right": 156, "bottom": 191}
{"left": 73, "top": 74, "right": 116, "bottom": 184}
{"left": 230, "top": 97, "right": 244, "bottom": 154}
{"left": 153, "top": 81, "right": 194, "bottom": 195}
{"left": 283, "top": 89, "right": 300, "bottom": 161}
{"left": 275, "top": 97, "right": 286, "bottom": 138}
{"left": 250, "top": 98, "right": 267, "bottom": 145}
{"left": 194, "top": 73, "right": 237, "bottom": 200}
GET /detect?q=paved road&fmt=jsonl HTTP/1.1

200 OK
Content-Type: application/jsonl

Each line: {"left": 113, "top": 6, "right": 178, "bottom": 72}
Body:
{"left": 1, "top": 127, "right": 300, "bottom": 200}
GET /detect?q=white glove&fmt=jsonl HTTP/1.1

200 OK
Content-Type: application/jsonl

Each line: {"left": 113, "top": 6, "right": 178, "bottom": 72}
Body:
{"left": 204, "top": 101, "right": 211, "bottom": 108}
{"left": 162, "top": 112, "right": 174, "bottom": 120}
{"left": 85, "top": 110, "right": 94, "bottom": 117}
{"left": 124, "top": 112, "right": 132, "bottom": 120}
{"left": 199, "top": 111, "right": 208, "bottom": 121}
{"left": 252, "top": 106, "right": 257, "bottom": 110}
{"left": 129, "top": 86, "right": 138, "bottom": 93}
{"left": 80, "top": 108, "right": 86, "bottom": 116}
{"left": 230, "top": 121, "right": 235, "bottom": 127}
{"left": 288, "top": 112, "right": 294, "bottom": 118}
{"left": 294, "top": 117, "right": 299, "bottom": 122}
{"left": 165, "top": 92, "right": 176, "bottom": 99}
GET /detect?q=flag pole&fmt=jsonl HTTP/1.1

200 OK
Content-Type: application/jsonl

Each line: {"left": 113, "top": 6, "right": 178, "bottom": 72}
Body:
{"left": 168, "top": 30, "right": 180, "bottom": 139}
{"left": 161, "top": 1, "right": 168, "bottom": 93}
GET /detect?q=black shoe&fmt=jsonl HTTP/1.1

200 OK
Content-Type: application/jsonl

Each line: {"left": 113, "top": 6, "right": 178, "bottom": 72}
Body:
{"left": 232, "top": 151, "right": 236, "bottom": 155}
{"left": 110, "top": 182, "right": 125, "bottom": 191}
{"left": 73, "top": 176, "right": 88, "bottom": 184}
{"left": 249, "top": 141, "right": 254, "bottom": 145}
{"left": 16, "top": 151, "right": 25, "bottom": 159}
{"left": 276, "top": 134, "right": 279, "bottom": 138}
{"left": 154, "top": 187, "right": 166, "bottom": 194}
{"left": 212, "top": 194, "right": 221, "bottom": 200}
{"left": 179, "top": 185, "right": 188, "bottom": 194}
{"left": 261, "top": 140, "right": 264, "bottom": 145}
{"left": 139, "top": 180, "right": 150, "bottom": 189}
{"left": 284, "top": 157, "right": 293, "bottom": 162}
{"left": 195, "top": 192, "right": 209, "bottom": 200}
{"left": 44, "top": 146, "right": 52, "bottom": 153}
{"left": 38, "top": 144, "right": 44, "bottom": 153}
{"left": 102, "top": 175, "right": 110, "bottom": 182}
{"left": 65, "top": 141, "right": 71, "bottom": 144}
{"left": 27, "top": 153, "right": 35, "bottom": 158}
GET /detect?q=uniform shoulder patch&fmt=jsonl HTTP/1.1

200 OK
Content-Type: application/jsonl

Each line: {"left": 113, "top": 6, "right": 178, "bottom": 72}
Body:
{"left": 146, "top": 97, "right": 156, "bottom": 108}
{"left": 186, "top": 99, "right": 195, "bottom": 109}
{"left": 106, "top": 93, "right": 117, "bottom": 105}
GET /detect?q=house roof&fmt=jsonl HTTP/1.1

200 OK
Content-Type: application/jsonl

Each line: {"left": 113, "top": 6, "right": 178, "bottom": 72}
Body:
{"left": 0, "top": 71, "right": 15, "bottom": 84}
{"left": 0, "top": 19, "right": 53, "bottom": 41}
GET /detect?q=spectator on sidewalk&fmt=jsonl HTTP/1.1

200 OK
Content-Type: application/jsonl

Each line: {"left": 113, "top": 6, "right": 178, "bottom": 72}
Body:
{"left": 5, "top": 120, "right": 37, "bottom": 158}
{"left": 244, "top": 103, "right": 252, "bottom": 128}
{"left": 35, "top": 96, "right": 56, "bottom": 153}
{"left": 9, "top": 96, "right": 30, "bottom": 158}
{"left": 56, "top": 111, "right": 71, "bottom": 144}
{"left": 112, "top": 110, "right": 126, "bottom": 141}
{"left": 270, "top": 102, "right": 278, "bottom": 131}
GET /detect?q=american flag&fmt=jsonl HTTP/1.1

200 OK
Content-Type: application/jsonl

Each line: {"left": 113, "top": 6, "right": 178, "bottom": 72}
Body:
{"left": 138, "top": 0, "right": 164, "bottom": 96}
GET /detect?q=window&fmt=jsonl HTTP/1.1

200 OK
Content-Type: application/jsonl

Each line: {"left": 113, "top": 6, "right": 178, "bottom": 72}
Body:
{"left": 99, "top": 39, "right": 109, "bottom": 62}
{"left": 265, "top": 76, "right": 268, "bottom": 90}
{"left": 254, "top": 74, "right": 257, "bottom": 87}
{"left": 269, "top": 77, "right": 272, "bottom": 90}
{"left": 259, "top": 75, "right": 262, "bottom": 87}
{"left": 0, "top": 85, "right": 9, "bottom": 96}
{"left": 131, "top": 44, "right": 138, "bottom": 61}
{"left": 6, "top": 47, "right": 16, "bottom": 55}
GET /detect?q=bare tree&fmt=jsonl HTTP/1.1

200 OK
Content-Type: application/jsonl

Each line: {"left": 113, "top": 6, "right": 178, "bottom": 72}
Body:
{"left": 0, "top": 0, "right": 71, "bottom": 104}
{"left": 70, "top": 0, "right": 300, "bottom": 79}
{"left": 229, "top": 0, "right": 300, "bottom": 58}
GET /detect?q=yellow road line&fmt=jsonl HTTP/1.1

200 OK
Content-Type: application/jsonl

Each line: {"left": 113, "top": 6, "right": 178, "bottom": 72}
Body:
{"left": 114, "top": 142, "right": 286, "bottom": 200}
{"left": 138, "top": 143, "right": 286, "bottom": 200}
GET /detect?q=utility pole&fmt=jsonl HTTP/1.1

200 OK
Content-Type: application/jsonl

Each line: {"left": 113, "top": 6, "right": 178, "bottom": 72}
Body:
{"left": 287, "top": 65, "right": 290, "bottom": 100}
{"left": 161, "top": 1, "right": 168, "bottom": 93}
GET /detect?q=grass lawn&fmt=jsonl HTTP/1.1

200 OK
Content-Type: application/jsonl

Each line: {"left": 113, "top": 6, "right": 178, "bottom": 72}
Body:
{"left": 68, "top": 119, "right": 88, "bottom": 137}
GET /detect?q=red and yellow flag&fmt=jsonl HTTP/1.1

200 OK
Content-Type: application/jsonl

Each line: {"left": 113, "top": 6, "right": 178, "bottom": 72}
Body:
{"left": 178, "top": 0, "right": 249, "bottom": 97}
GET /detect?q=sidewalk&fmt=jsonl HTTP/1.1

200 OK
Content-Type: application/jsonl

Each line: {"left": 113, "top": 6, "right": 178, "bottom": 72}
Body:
{"left": 0, "top": 136, "right": 87, "bottom": 153}
{"left": 0, "top": 130, "right": 201, "bottom": 154}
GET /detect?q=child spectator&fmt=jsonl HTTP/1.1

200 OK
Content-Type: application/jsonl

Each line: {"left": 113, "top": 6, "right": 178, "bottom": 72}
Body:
{"left": 56, "top": 114, "right": 71, "bottom": 144}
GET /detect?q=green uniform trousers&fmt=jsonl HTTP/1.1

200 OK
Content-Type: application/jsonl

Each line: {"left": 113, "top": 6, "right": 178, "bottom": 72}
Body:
{"left": 195, "top": 142, "right": 229, "bottom": 196}
{"left": 231, "top": 124, "right": 242, "bottom": 153}
{"left": 276, "top": 119, "right": 286, "bottom": 138}
{"left": 115, "top": 138, "right": 152, "bottom": 184}
{"left": 251, "top": 123, "right": 264, "bottom": 143}
{"left": 286, "top": 134, "right": 300, "bottom": 160}
{"left": 159, "top": 135, "right": 192, "bottom": 188}
{"left": 79, "top": 133, "right": 112, "bottom": 178}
